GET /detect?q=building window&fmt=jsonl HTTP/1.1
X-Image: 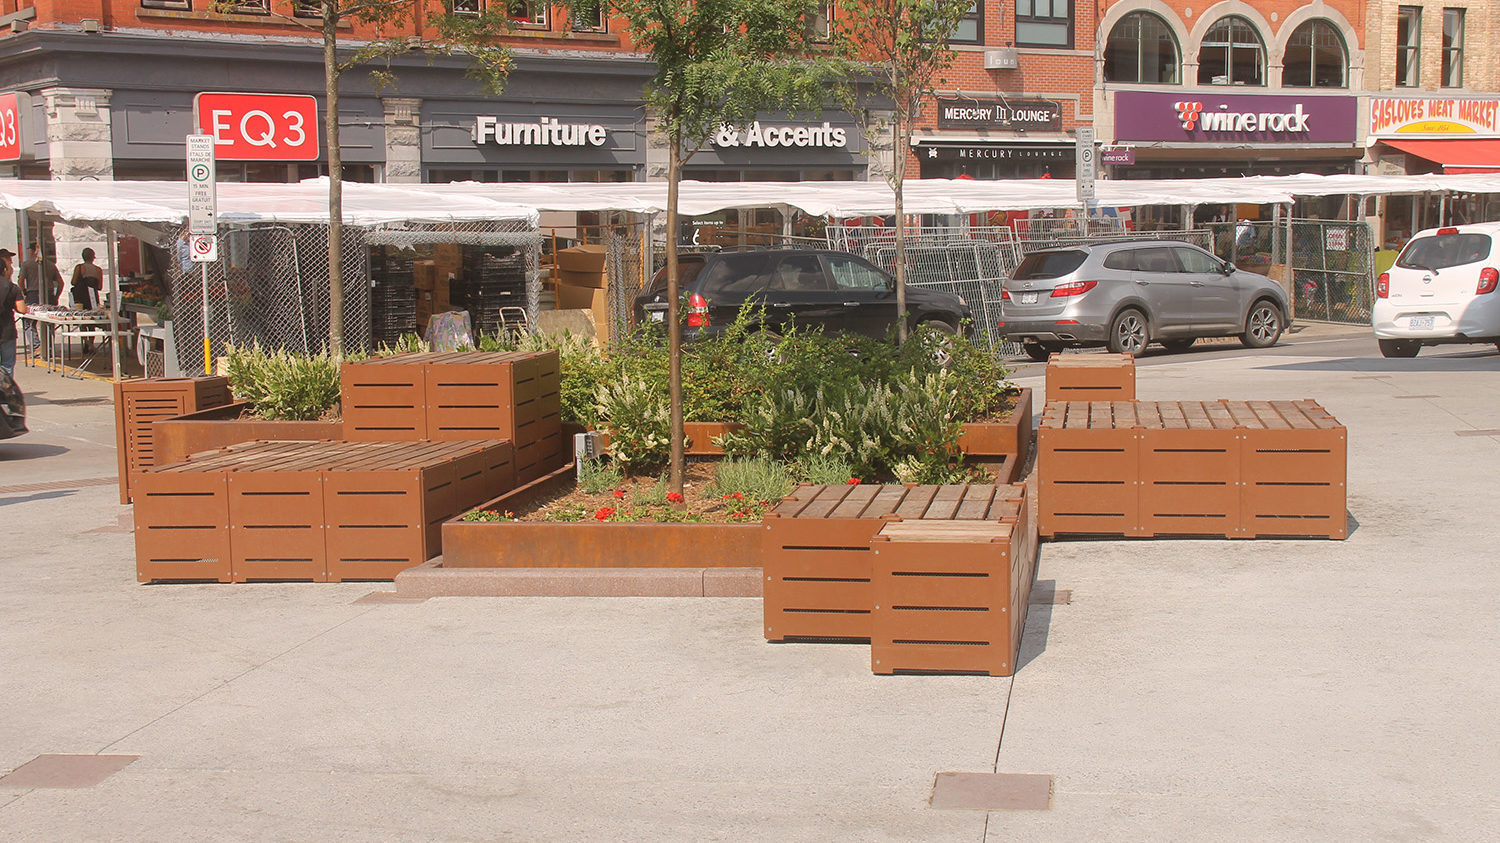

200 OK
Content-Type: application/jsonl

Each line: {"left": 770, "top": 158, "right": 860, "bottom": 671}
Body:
{"left": 224, "top": 0, "right": 269, "bottom": 13}
{"left": 141, "top": 0, "right": 192, "bottom": 9}
{"left": 450, "top": 0, "right": 481, "bottom": 15}
{"left": 1197, "top": 15, "right": 1264, "bottom": 86}
{"left": 572, "top": 0, "right": 606, "bottom": 31}
{"left": 806, "top": 0, "right": 833, "bottom": 42}
{"left": 292, "top": 0, "right": 320, "bottom": 17}
{"left": 1442, "top": 8, "right": 1464, "bottom": 88}
{"left": 1016, "top": 0, "right": 1073, "bottom": 49}
{"left": 949, "top": 0, "right": 982, "bottom": 45}
{"left": 508, "top": 0, "right": 547, "bottom": 27}
{"left": 1103, "top": 12, "right": 1179, "bottom": 84}
{"left": 1396, "top": 6, "right": 1421, "bottom": 87}
{"left": 1282, "top": 19, "right": 1347, "bottom": 88}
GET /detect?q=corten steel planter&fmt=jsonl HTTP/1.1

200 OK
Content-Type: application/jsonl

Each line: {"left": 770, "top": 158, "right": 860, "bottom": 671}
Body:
{"left": 590, "top": 422, "right": 746, "bottom": 457}
{"left": 762, "top": 482, "right": 1027, "bottom": 642}
{"left": 113, "top": 376, "right": 233, "bottom": 504}
{"left": 1037, "top": 399, "right": 1347, "bottom": 539}
{"left": 152, "top": 402, "right": 343, "bottom": 467}
{"left": 440, "top": 463, "right": 763, "bottom": 568}
{"left": 870, "top": 497, "right": 1036, "bottom": 676}
{"left": 956, "top": 388, "right": 1033, "bottom": 460}
{"left": 1044, "top": 353, "right": 1136, "bottom": 403}
{"left": 342, "top": 351, "right": 564, "bottom": 484}
{"left": 135, "top": 439, "right": 517, "bottom": 584}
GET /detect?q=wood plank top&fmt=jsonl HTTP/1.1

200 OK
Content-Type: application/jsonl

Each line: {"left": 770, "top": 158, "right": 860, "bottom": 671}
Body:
{"left": 1041, "top": 399, "right": 1342, "bottom": 431}
{"left": 1047, "top": 352, "right": 1134, "bottom": 368}
{"left": 876, "top": 520, "right": 1014, "bottom": 543}
{"left": 145, "top": 439, "right": 503, "bottom": 475}
{"left": 768, "top": 483, "right": 1023, "bottom": 522}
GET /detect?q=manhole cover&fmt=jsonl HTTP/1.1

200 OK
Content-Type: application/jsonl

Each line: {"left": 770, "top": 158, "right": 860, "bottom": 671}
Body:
{"left": 0, "top": 755, "right": 139, "bottom": 789}
{"left": 930, "top": 772, "right": 1053, "bottom": 811}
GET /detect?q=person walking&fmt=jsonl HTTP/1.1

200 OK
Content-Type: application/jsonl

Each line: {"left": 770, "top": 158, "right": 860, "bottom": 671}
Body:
{"left": 1, "top": 254, "right": 29, "bottom": 375}
{"left": 18, "top": 244, "right": 60, "bottom": 353}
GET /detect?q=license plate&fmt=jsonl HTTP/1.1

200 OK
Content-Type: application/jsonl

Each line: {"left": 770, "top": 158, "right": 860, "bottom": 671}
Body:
{"left": 1018, "top": 292, "right": 1039, "bottom": 304}
{"left": 1408, "top": 315, "right": 1434, "bottom": 330}
{"left": 649, "top": 310, "right": 665, "bottom": 322}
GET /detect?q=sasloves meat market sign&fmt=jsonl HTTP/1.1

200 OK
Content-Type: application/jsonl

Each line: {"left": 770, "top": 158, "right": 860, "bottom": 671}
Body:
{"left": 1114, "top": 92, "right": 1357, "bottom": 144}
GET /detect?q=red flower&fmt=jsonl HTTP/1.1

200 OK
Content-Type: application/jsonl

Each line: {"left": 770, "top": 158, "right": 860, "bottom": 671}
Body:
{"left": 613, "top": 489, "right": 625, "bottom": 499}
{"left": 732, "top": 492, "right": 745, "bottom": 500}
{"left": 594, "top": 507, "right": 616, "bottom": 521}
{"left": 847, "top": 478, "right": 861, "bottom": 485}
{"left": 666, "top": 492, "right": 684, "bottom": 503}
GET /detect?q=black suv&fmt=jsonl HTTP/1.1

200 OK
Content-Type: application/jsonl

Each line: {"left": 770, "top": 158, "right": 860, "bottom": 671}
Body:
{"left": 633, "top": 249, "right": 973, "bottom": 341}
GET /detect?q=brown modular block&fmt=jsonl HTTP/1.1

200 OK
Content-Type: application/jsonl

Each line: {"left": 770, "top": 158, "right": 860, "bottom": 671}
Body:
{"left": 152, "top": 402, "right": 342, "bottom": 467}
{"left": 114, "top": 376, "right": 234, "bottom": 503}
{"left": 340, "top": 358, "right": 426, "bottom": 441}
{"left": 228, "top": 468, "right": 326, "bottom": 582}
{"left": 133, "top": 467, "right": 233, "bottom": 583}
{"left": 323, "top": 467, "right": 428, "bottom": 582}
{"left": 955, "top": 388, "right": 1033, "bottom": 459}
{"left": 1037, "top": 399, "right": 1347, "bottom": 540}
{"left": 1045, "top": 353, "right": 1136, "bottom": 403}
{"left": 870, "top": 505, "right": 1034, "bottom": 676}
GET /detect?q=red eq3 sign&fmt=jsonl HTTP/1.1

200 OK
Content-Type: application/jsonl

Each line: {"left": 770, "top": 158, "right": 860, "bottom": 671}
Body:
{"left": 193, "top": 92, "right": 320, "bottom": 161}
{"left": 0, "top": 92, "right": 30, "bottom": 161}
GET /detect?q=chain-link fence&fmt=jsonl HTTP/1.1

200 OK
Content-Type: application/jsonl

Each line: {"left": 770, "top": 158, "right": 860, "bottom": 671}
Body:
{"left": 1203, "top": 218, "right": 1374, "bottom": 324}
{"left": 167, "top": 220, "right": 540, "bottom": 375}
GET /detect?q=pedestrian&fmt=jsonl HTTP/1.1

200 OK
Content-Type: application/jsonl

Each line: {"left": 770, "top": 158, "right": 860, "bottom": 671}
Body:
{"left": 69, "top": 247, "right": 104, "bottom": 311}
{"left": 1, "top": 253, "right": 29, "bottom": 375}
{"left": 21, "top": 244, "right": 63, "bottom": 308}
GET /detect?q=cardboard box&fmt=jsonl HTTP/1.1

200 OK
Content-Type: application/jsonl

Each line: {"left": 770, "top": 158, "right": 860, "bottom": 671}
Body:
{"left": 413, "top": 261, "right": 437, "bottom": 291}
{"left": 557, "top": 267, "right": 607, "bottom": 289}
{"left": 433, "top": 243, "right": 462, "bottom": 266}
{"left": 555, "top": 283, "right": 610, "bottom": 343}
{"left": 556, "top": 244, "right": 607, "bottom": 275}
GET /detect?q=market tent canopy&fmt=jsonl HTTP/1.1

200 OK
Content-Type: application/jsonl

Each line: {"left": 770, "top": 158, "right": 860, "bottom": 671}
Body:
{"left": 0, "top": 180, "right": 541, "bottom": 226}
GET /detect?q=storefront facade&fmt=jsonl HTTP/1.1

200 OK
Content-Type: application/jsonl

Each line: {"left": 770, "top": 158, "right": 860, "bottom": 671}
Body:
{"left": 1366, "top": 96, "right": 1500, "bottom": 175}
{"left": 915, "top": 98, "right": 1074, "bottom": 179}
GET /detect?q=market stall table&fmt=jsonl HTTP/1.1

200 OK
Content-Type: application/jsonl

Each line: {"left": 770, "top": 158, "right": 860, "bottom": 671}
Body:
{"left": 19, "top": 307, "right": 131, "bottom": 377}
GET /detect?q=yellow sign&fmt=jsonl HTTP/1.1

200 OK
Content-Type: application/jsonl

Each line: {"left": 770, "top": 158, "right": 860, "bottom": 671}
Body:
{"left": 1370, "top": 98, "right": 1500, "bottom": 137}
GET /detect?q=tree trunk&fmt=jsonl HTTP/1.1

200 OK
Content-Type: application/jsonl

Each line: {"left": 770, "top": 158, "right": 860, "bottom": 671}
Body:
{"left": 324, "top": 6, "right": 345, "bottom": 357}
{"left": 666, "top": 136, "right": 685, "bottom": 495}
{"left": 893, "top": 105, "right": 909, "bottom": 344}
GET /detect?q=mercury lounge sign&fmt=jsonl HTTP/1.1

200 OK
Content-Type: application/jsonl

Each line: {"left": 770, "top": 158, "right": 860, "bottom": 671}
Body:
{"left": 713, "top": 122, "right": 847, "bottom": 148}
{"left": 472, "top": 116, "right": 608, "bottom": 146}
{"left": 1113, "top": 91, "right": 1357, "bottom": 144}
{"left": 936, "top": 99, "right": 1062, "bottom": 132}
{"left": 1369, "top": 97, "right": 1500, "bottom": 137}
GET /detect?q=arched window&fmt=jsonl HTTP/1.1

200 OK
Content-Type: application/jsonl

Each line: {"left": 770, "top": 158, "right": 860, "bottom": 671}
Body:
{"left": 1283, "top": 19, "right": 1348, "bottom": 87}
{"left": 1198, "top": 15, "right": 1265, "bottom": 85}
{"left": 1104, "top": 12, "right": 1181, "bottom": 84}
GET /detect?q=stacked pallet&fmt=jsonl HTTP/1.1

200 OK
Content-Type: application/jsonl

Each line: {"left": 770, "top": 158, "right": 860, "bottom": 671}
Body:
{"left": 341, "top": 350, "right": 563, "bottom": 482}
{"left": 370, "top": 248, "right": 418, "bottom": 346}
{"left": 457, "top": 251, "right": 527, "bottom": 339}
{"left": 1038, "top": 399, "right": 1347, "bottom": 539}
{"left": 134, "top": 439, "right": 515, "bottom": 583}
{"left": 1045, "top": 353, "right": 1135, "bottom": 402}
{"left": 762, "top": 482, "right": 1037, "bottom": 676}
{"left": 113, "top": 376, "right": 233, "bottom": 504}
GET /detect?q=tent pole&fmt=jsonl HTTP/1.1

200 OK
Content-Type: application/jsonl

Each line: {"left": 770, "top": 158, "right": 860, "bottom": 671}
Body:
{"left": 105, "top": 224, "right": 123, "bottom": 382}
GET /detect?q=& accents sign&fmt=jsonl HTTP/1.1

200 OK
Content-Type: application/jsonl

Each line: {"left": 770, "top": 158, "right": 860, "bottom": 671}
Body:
{"left": 1114, "top": 92, "right": 1357, "bottom": 144}
{"left": 713, "top": 122, "right": 848, "bottom": 149}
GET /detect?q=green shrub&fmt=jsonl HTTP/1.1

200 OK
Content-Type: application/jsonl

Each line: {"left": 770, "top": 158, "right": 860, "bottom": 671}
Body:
{"left": 708, "top": 456, "right": 795, "bottom": 504}
{"left": 718, "top": 386, "right": 816, "bottom": 463}
{"left": 224, "top": 342, "right": 346, "bottom": 421}
{"left": 595, "top": 375, "right": 669, "bottom": 473}
{"left": 802, "top": 454, "right": 855, "bottom": 485}
{"left": 577, "top": 457, "right": 623, "bottom": 494}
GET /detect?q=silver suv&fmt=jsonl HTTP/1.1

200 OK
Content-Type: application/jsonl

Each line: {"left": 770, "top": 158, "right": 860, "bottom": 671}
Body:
{"left": 1000, "top": 240, "right": 1290, "bottom": 360}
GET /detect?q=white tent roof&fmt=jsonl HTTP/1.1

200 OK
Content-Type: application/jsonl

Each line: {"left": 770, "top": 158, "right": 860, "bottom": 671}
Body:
{"left": 1, "top": 172, "right": 1497, "bottom": 226}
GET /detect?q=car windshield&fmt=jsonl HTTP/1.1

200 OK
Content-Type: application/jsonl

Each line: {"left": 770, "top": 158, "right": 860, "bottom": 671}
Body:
{"left": 1397, "top": 233, "right": 1492, "bottom": 271}
{"left": 699, "top": 253, "right": 772, "bottom": 294}
{"left": 648, "top": 257, "right": 705, "bottom": 293}
{"left": 1012, "top": 250, "right": 1087, "bottom": 281}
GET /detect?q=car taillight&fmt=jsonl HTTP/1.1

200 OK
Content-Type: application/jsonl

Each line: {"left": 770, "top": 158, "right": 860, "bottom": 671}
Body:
{"left": 686, "top": 293, "right": 710, "bottom": 327}
{"left": 1479, "top": 268, "right": 1499, "bottom": 295}
{"left": 1376, "top": 272, "right": 1389, "bottom": 299}
{"left": 1437, "top": 227, "right": 1459, "bottom": 236}
{"left": 1000, "top": 288, "right": 1011, "bottom": 301}
{"left": 1050, "top": 280, "right": 1098, "bottom": 298}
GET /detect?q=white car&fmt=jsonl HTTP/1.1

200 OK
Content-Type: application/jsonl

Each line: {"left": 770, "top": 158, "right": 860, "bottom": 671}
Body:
{"left": 1373, "top": 223, "right": 1500, "bottom": 358}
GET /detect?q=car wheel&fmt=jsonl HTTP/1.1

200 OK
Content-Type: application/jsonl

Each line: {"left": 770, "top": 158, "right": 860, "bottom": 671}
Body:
{"left": 1022, "top": 343, "right": 1054, "bottom": 362}
{"left": 1240, "top": 301, "right": 1283, "bottom": 349}
{"left": 915, "top": 321, "right": 957, "bottom": 367}
{"left": 1160, "top": 338, "right": 1196, "bottom": 353}
{"left": 1378, "top": 339, "right": 1421, "bottom": 358}
{"left": 1106, "top": 309, "right": 1149, "bottom": 355}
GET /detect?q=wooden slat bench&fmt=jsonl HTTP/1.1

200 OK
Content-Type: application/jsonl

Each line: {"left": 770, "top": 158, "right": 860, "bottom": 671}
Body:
{"left": 135, "top": 439, "right": 516, "bottom": 583}
{"left": 1045, "top": 352, "right": 1135, "bottom": 403}
{"left": 1038, "top": 399, "right": 1347, "bottom": 539}
{"left": 762, "top": 483, "right": 1032, "bottom": 643}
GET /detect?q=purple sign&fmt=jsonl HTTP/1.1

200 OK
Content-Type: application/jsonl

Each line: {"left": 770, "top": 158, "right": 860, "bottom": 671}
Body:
{"left": 1101, "top": 147, "right": 1135, "bottom": 165}
{"left": 1113, "top": 91, "right": 1357, "bottom": 144}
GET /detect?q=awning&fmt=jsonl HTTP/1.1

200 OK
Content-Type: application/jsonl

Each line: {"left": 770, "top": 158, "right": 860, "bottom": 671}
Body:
{"left": 1381, "top": 138, "right": 1500, "bottom": 174}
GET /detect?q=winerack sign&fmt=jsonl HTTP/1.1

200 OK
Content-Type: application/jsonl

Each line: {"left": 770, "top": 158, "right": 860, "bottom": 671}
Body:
{"left": 1113, "top": 92, "right": 1357, "bottom": 144}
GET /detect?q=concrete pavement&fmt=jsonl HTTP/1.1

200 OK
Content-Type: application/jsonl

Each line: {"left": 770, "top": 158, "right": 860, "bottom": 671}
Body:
{"left": 3, "top": 335, "right": 1499, "bottom": 839}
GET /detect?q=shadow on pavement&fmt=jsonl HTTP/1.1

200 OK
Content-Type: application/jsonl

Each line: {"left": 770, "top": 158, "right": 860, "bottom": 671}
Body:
{"left": 1017, "top": 579, "right": 1057, "bottom": 672}
{"left": 1261, "top": 353, "right": 1500, "bottom": 374}
{"left": 0, "top": 489, "right": 76, "bottom": 507}
{"left": 0, "top": 443, "right": 70, "bottom": 461}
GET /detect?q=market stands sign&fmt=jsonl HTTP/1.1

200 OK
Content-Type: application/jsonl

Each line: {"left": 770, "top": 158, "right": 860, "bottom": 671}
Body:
{"left": 194, "top": 92, "right": 320, "bottom": 161}
{"left": 936, "top": 99, "right": 1062, "bottom": 132}
{"left": 1369, "top": 97, "right": 1500, "bottom": 137}
{"left": 1114, "top": 92, "right": 1357, "bottom": 144}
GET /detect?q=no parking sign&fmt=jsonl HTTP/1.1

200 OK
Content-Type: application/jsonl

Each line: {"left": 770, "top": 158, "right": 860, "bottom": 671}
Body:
{"left": 190, "top": 234, "right": 218, "bottom": 263}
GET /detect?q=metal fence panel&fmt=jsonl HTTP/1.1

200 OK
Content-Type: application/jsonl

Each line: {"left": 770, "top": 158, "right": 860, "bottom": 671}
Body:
{"left": 1203, "top": 218, "right": 1373, "bottom": 324}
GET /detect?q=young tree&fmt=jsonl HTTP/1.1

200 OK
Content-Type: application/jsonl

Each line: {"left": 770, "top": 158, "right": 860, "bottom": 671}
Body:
{"left": 833, "top": 0, "right": 971, "bottom": 343}
{"left": 220, "top": 1, "right": 513, "bottom": 357}
{"left": 575, "top": 0, "right": 845, "bottom": 493}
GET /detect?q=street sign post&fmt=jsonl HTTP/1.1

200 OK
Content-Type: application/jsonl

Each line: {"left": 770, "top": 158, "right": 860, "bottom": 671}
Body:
{"left": 186, "top": 133, "right": 218, "bottom": 374}
{"left": 1075, "top": 127, "right": 1096, "bottom": 204}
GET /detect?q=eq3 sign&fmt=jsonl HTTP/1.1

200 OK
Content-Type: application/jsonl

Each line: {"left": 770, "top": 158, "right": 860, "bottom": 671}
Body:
{"left": 194, "top": 92, "right": 319, "bottom": 161}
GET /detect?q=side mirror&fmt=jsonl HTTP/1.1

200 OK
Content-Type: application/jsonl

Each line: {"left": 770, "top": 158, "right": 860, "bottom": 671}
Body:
{"left": 1222, "top": 262, "right": 1235, "bottom": 275}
